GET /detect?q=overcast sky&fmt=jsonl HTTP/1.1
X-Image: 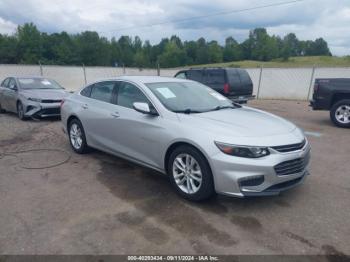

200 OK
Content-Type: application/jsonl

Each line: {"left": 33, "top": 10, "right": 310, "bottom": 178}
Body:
{"left": 0, "top": 0, "right": 349, "bottom": 56}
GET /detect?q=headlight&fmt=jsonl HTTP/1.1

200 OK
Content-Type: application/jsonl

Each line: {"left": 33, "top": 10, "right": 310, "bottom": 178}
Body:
{"left": 215, "top": 142, "right": 270, "bottom": 158}
{"left": 28, "top": 98, "right": 42, "bottom": 102}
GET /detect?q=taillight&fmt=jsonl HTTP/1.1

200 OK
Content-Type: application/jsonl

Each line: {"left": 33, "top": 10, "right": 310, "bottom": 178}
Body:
{"left": 314, "top": 83, "right": 319, "bottom": 92}
{"left": 224, "top": 83, "right": 230, "bottom": 94}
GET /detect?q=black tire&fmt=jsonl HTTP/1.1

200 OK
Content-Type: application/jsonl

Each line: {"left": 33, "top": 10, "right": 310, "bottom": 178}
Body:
{"left": 68, "top": 118, "right": 89, "bottom": 154}
{"left": 17, "top": 101, "right": 26, "bottom": 120}
{"left": 330, "top": 99, "right": 350, "bottom": 128}
{"left": 168, "top": 145, "right": 215, "bottom": 201}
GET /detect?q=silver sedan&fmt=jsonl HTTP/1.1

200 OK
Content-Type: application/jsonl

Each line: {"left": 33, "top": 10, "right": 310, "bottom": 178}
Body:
{"left": 61, "top": 76, "right": 310, "bottom": 201}
{"left": 0, "top": 76, "right": 69, "bottom": 120}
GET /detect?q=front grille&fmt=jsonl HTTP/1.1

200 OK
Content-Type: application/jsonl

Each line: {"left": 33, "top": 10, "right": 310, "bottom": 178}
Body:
{"left": 271, "top": 139, "right": 306, "bottom": 153}
{"left": 37, "top": 107, "right": 60, "bottom": 116}
{"left": 41, "top": 99, "right": 62, "bottom": 103}
{"left": 274, "top": 151, "right": 310, "bottom": 176}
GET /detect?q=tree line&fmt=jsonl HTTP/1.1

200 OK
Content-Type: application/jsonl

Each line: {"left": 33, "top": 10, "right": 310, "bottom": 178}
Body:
{"left": 0, "top": 23, "right": 331, "bottom": 68}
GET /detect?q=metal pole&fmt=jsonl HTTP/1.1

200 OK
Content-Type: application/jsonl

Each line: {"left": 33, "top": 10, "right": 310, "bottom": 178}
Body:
{"left": 256, "top": 65, "right": 263, "bottom": 99}
{"left": 39, "top": 61, "right": 43, "bottom": 76}
{"left": 82, "top": 64, "right": 87, "bottom": 85}
{"left": 306, "top": 65, "right": 316, "bottom": 101}
{"left": 157, "top": 62, "right": 160, "bottom": 76}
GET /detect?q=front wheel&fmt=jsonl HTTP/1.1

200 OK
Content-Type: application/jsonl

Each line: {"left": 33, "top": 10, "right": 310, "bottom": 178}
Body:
{"left": 68, "top": 119, "right": 89, "bottom": 153}
{"left": 330, "top": 99, "right": 350, "bottom": 128}
{"left": 17, "top": 102, "right": 26, "bottom": 120}
{"left": 168, "top": 145, "right": 215, "bottom": 201}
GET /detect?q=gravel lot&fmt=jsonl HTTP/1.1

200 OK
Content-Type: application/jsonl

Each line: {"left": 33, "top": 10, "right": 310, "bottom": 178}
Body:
{"left": 0, "top": 100, "right": 349, "bottom": 256}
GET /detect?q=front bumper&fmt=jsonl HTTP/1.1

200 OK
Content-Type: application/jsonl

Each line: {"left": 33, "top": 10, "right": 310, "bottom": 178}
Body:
{"left": 24, "top": 102, "right": 61, "bottom": 118}
{"left": 210, "top": 141, "right": 311, "bottom": 197}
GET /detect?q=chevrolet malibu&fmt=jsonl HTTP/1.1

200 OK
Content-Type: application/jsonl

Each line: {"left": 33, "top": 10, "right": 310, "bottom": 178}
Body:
{"left": 61, "top": 76, "right": 310, "bottom": 201}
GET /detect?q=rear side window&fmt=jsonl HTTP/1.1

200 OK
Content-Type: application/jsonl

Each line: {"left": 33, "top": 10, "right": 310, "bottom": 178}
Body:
{"left": 1, "top": 78, "right": 10, "bottom": 87}
{"left": 237, "top": 69, "right": 252, "bottom": 84}
{"left": 187, "top": 70, "right": 203, "bottom": 82}
{"left": 81, "top": 85, "right": 93, "bottom": 97}
{"left": 90, "top": 81, "right": 116, "bottom": 103}
{"left": 205, "top": 70, "right": 225, "bottom": 84}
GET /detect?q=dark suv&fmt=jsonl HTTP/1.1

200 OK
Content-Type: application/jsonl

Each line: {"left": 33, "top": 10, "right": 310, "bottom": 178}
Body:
{"left": 174, "top": 68, "right": 254, "bottom": 103}
{"left": 310, "top": 78, "right": 350, "bottom": 128}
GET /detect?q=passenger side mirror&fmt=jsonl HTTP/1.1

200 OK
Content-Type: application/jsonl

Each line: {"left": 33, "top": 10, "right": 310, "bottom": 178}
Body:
{"left": 133, "top": 102, "right": 158, "bottom": 116}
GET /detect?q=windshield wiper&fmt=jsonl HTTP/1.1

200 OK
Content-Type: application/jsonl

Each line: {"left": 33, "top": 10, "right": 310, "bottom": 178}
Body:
{"left": 208, "top": 104, "right": 240, "bottom": 112}
{"left": 173, "top": 109, "right": 202, "bottom": 114}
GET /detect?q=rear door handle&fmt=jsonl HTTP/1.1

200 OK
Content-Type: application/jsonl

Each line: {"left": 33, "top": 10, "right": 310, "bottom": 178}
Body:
{"left": 82, "top": 104, "right": 88, "bottom": 109}
{"left": 111, "top": 112, "right": 120, "bottom": 118}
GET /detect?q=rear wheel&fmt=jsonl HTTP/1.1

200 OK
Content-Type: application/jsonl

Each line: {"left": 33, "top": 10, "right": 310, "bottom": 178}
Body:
{"left": 330, "top": 99, "right": 350, "bottom": 128}
{"left": 168, "top": 145, "right": 215, "bottom": 201}
{"left": 68, "top": 118, "right": 89, "bottom": 153}
{"left": 17, "top": 102, "right": 26, "bottom": 120}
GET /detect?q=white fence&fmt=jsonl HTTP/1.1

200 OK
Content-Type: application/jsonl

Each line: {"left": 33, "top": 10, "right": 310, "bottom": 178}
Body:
{"left": 1, "top": 64, "right": 349, "bottom": 100}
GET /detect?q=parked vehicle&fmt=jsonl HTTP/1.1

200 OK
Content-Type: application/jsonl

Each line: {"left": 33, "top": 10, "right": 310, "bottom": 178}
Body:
{"left": 174, "top": 68, "right": 254, "bottom": 103}
{"left": 0, "top": 76, "right": 68, "bottom": 120}
{"left": 61, "top": 76, "right": 310, "bottom": 201}
{"left": 310, "top": 78, "right": 350, "bottom": 128}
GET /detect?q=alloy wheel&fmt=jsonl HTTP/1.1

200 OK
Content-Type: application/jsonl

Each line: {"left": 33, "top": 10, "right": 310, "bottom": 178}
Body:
{"left": 335, "top": 105, "right": 350, "bottom": 124}
{"left": 70, "top": 123, "right": 83, "bottom": 150}
{"left": 172, "top": 153, "right": 202, "bottom": 194}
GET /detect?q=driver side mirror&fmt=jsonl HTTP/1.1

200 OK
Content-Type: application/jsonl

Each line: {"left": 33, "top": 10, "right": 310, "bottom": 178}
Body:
{"left": 133, "top": 102, "right": 158, "bottom": 116}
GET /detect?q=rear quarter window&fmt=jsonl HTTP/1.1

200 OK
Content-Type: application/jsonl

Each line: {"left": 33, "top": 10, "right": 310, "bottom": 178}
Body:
{"left": 237, "top": 69, "right": 252, "bottom": 84}
{"left": 81, "top": 85, "right": 93, "bottom": 97}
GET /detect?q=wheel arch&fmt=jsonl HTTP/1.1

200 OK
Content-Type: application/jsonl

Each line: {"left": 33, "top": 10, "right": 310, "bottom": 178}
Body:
{"left": 164, "top": 141, "right": 213, "bottom": 175}
{"left": 331, "top": 92, "right": 350, "bottom": 107}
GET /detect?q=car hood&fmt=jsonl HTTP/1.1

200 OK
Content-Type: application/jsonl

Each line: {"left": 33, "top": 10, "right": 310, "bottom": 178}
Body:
{"left": 20, "top": 89, "right": 69, "bottom": 100}
{"left": 177, "top": 106, "right": 296, "bottom": 137}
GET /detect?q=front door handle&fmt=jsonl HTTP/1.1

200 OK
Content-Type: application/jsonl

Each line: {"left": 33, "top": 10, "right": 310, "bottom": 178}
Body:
{"left": 111, "top": 112, "right": 120, "bottom": 118}
{"left": 82, "top": 104, "right": 88, "bottom": 109}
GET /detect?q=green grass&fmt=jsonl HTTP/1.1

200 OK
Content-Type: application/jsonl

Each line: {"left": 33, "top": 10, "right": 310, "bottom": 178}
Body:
{"left": 188, "top": 56, "right": 350, "bottom": 68}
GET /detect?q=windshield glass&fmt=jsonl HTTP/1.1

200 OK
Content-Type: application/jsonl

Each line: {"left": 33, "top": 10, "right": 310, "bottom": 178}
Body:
{"left": 146, "top": 81, "right": 234, "bottom": 113}
{"left": 18, "top": 78, "right": 63, "bottom": 90}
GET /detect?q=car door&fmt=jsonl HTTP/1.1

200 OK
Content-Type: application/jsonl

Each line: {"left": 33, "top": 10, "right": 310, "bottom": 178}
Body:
{"left": 0, "top": 78, "right": 10, "bottom": 110}
{"left": 77, "top": 81, "right": 122, "bottom": 152}
{"left": 108, "top": 81, "right": 166, "bottom": 168}
{"left": 3, "top": 78, "right": 18, "bottom": 112}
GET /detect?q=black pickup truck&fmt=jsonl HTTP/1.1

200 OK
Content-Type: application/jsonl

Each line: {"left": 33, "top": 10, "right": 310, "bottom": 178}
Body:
{"left": 174, "top": 68, "right": 254, "bottom": 103}
{"left": 310, "top": 78, "right": 350, "bottom": 128}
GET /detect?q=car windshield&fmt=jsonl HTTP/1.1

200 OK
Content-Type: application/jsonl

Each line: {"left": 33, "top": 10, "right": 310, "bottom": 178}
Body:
{"left": 146, "top": 81, "right": 237, "bottom": 113}
{"left": 18, "top": 78, "right": 63, "bottom": 90}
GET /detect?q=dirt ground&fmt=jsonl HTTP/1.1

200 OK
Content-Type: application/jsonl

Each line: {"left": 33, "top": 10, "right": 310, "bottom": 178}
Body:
{"left": 0, "top": 100, "right": 349, "bottom": 256}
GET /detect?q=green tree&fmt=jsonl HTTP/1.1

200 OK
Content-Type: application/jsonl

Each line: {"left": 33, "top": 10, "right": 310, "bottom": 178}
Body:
{"left": 16, "top": 23, "right": 43, "bottom": 64}
{"left": 223, "top": 36, "right": 242, "bottom": 62}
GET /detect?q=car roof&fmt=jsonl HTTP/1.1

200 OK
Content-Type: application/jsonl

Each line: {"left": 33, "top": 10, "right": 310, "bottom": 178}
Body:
{"left": 7, "top": 76, "right": 48, "bottom": 80}
{"left": 102, "top": 75, "right": 190, "bottom": 84}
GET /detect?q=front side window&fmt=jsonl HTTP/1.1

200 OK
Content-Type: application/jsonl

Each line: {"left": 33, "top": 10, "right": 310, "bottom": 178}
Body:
{"left": 90, "top": 81, "right": 116, "bottom": 103}
{"left": 8, "top": 78, "right": 17, "bottom": 89}
{"left": 117, "top": 82, "right": 148, "bottom": 109}
{"left": 146, "top": 81, "right": 234, "bottom": 113}
{"left": 175, "top": 72, "right": 187, "bottom": 79}
{"left": 17, "top": 78, "right": 63, "bottom": 90}
{"left": 187, "top": 70, "right": 203, "bottom": 82}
